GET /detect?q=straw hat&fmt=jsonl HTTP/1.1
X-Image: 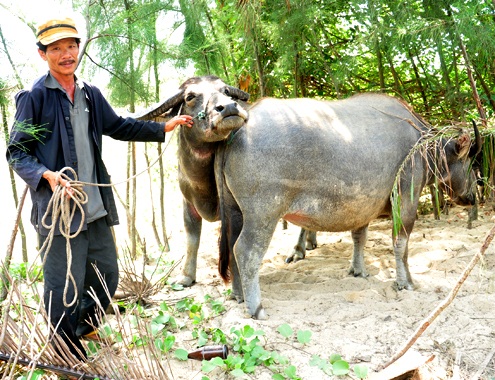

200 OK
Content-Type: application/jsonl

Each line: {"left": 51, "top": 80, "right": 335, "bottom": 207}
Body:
{"left": 36, "top": 17, "right": 80, "bottom": 46}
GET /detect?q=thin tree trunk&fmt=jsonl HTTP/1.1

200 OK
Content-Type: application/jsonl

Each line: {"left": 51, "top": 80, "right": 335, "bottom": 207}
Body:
{"left": 252, "top": 28, "right": 265, "bottom": 97}
{"left": 131, "top": 142, "right": 137, "bottom": 259}
{"left": 149, "top": 11, "right": 170, "bottom": 252}
{"left": 144, "top": 143, "right": 162, "bottom": 248}
{"left": 408, "top": 48, "right": 429, "bottom": 113}
{"left": 473, "top": 65, "right": 495, "bottom": 114}
{"left": 124, "top": 0, "right": 138, "bottom": 258}
{"left": 294, "top": 49, "right": 299, "bottom": 98}
{"left": 1, "top": 185, "right": 28, "bottom": 301}
{"left": 0, "top": 25, "right": 28, "bottom": 262}
{"left": 369, "top": 0, "right": 385, "bottom": 91}
{"left": 205, "top": 6, "right": 230, "bottom": 82}
{"left": 458, "top": 37, "right": 487, "bottom": 126}
{"left": 158, "top": 144, "right": 170, "bottom": 251}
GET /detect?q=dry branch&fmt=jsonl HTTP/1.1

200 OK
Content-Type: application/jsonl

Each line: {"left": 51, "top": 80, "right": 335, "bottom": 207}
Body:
{"left": 381, "top": 220, "right": 495, "bottom": 370}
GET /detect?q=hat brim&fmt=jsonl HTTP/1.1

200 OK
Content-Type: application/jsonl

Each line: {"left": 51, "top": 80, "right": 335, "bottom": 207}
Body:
{"left": 38, "top": 29, "right": 80, "bottom": 46}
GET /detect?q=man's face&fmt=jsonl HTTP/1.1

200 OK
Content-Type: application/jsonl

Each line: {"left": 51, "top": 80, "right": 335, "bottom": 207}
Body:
{"left": 38, "top": 38, "right": 79, "bottom": 78}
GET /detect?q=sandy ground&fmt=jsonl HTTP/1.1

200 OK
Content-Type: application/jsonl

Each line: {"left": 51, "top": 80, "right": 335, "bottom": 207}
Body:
{"left": 163, "top": 200, "right": 495, "bottom": 380}
{"left": 3, "top": 136, "right": 495, "bottom": 379}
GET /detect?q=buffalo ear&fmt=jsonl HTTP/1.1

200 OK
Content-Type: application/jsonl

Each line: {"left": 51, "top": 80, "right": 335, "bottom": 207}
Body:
{"left": 455, "top": 128, "right": 471, "bottom": 159}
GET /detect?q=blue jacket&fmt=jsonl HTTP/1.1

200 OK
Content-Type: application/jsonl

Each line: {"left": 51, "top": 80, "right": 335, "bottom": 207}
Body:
{"left": 6, "top": 73, "right": 166, "bottom": 235}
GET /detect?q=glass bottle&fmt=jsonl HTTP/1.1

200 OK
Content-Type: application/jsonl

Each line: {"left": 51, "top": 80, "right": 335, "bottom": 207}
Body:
{"left": 187, "top": 345, "right": 229, "bottom": 361}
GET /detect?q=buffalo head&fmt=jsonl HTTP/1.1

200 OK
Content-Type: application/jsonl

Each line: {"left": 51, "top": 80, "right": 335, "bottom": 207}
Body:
{"left": 433, "top": 120, "right": 482, "bottom": 206}
{"left": 133, "top": 75, "right": 250, "bottom": 143}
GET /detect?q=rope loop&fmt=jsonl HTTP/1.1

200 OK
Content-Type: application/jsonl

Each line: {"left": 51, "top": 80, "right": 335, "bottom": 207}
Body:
{"left": 30, "top": 167, "right": 88, "bottom": 307}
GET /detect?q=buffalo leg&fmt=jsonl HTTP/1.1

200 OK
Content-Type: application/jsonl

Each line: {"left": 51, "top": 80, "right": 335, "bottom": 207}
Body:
{"left": 349, "top": 225, "right": 369, "bottom": 277}
{"left": 393, "top": 206, "right": 417, "bottom": 290}
{"left": 227, "top": 206, "right": 244, "bottom": 304}
{"left": 285, "top": 228, "right": 318, "bottom": 263}
{"left": 172, "top": 199, "right": 202, "bottom": 286}
{"left": 306, "top": 230, "right": 317, "bottom": 250}
{"left": 393, "top": 233, "right": 413, "bottom": 290}
{"left": 233, "top": 218, "right": 278, "bottom": 320}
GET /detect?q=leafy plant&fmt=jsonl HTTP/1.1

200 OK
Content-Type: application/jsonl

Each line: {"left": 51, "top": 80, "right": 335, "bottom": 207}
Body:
{"left": 277, "top": 323, "right": 312, "bottom": 345}
{"left": 10, "top": 262, "right": 43, "bottom": 282}
{"left": 310, "top": 353, "right": 368, "bottom": 378}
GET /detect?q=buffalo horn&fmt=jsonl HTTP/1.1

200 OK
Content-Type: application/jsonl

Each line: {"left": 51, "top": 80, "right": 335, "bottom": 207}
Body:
{"left": 226, "top": 86, "right": 250, "bottom": 101}
{"left": 468, "top": 119, "right": 482, "bottom": 158}
{"left": 131, "top": 89, "right": 185, "bottom": 120}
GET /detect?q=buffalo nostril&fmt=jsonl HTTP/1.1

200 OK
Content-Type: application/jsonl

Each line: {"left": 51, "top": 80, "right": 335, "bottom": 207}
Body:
{"left": 214, "top": 105, "right": 225, "bottom": 112}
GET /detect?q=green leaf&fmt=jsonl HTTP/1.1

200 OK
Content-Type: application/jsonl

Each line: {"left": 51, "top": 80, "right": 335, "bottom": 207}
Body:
{"left": 277, "top": 323, "right": 293, "bottom": 338}
{"left": 309, "top": 355, "right": 333, "bottom": 375}
{"left": 332, "top": 359, "right": 350, "bottom": 376}
{"left": 242, "top": 325, "right": 255, "bottom": 338}
{"left": 174, "top": 348, "right": 189, "bottom": 361}
{"left": 202, "top": 360, "right": 218, "bottom": 373}
{"left": 163, "top": 335, "right": 176, "bottom": 351}
{"left": 329, "top": 353, "right": 342, "bottom": 364}
{"left": 272, "top": 374, "right": 285, "bottom": 380}
{"left": 296, "top": 330, "right": 312, "bottom": 344}
{"left": 150, "top": 321, "right": 165, "bottom": 336}
{"left": 153, "top": 313, "right": 171, "bottom": 325}
{"left": 354, "top": 364, "right": 369, "bottom": 379}
{"left": 210, "top": 357, "right": 225, "bottom": 366}
{"left": 284, "top": 365, "right": 298, "bottom": 378}
{"left": 231, "top": 368, "right": 246, "bottom": 377}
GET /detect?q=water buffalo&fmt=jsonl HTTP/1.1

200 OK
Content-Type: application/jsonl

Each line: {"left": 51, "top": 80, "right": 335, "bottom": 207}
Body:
{"left": 215, "top": 94, "right": 480, "bottom": 319}
{"left": 135, "top": 76, "right": 480, "bottom": 320}
{"left": 135, "top": 76, "right": 250, "bottom": 286}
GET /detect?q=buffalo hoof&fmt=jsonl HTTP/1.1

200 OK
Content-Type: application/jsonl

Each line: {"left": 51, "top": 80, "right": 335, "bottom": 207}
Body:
{"left": 394, "top": 281, "right": 414, "bottom": 291}
{"left": 170, "top": 275, "right": 196, "bottom": 287}
{"left": 253, "top": 305, "right": 267, "bottom": 320}
{"left": 306, "top": 242, "right": 317, "bottom": 250}
{"left": 348, "top": 267, "right": 369, "bottom": 278}
{"left": 232, "top": 291, "right": 244, "bottom": 304}
{"left": 285, "top": 251, "right": 305, "bottom": 264}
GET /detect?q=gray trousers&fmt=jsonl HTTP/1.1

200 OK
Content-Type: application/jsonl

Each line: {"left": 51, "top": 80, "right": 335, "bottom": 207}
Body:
{"left": 39, "top": 217, "right": 119, "bottom": 359}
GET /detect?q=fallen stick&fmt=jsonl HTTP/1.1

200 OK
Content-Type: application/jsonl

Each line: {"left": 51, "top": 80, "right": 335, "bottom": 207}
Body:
{"left": 469, "top": 345, "right": 495, "bottom": 380}
{"left": 381, "top": 220, "right": 495, "bottom": 370}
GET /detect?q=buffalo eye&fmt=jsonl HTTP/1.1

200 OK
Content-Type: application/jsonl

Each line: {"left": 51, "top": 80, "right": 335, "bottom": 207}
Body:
{"left": 223, "top": 87, "right": 238, "bottom": 100}
{"left": 186, "top": 93, "right": 195, "bottom": 102}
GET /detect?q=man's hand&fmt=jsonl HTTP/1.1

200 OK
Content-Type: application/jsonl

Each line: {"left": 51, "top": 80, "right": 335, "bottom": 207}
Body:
{"left": 164, "top": 115, "right": 194, "bottom": 132}
{"left": 42, "top": 170, "right": 74, "bottom": 198}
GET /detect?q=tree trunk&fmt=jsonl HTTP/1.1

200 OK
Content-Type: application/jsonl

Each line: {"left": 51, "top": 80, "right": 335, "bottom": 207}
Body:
{"left": 458, "top": 37, "right": 487, "bottom": 126}
{"left": 158, "top": 144, "right": 170, "bottom": 251}
{"left": 0, "top": 25, "right": 28, "bottom": 262}
{"left": 407, "top": 48, "right": 429, "bottom": 114}
{"left": 253, "top": 29, "right": 265, "bottom": 97}
{"left": 144, "top": 143, "right": 162, "bottom": 248}
{"left": 124, "top": 0, "right": 138, "bottom": 258}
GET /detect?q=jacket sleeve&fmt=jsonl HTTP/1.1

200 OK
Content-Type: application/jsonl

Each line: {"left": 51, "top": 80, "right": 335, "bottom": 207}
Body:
{"left": 89, "top": 85, "right": 166, "bottom": 142}
{"left": 6, "top": 90, "right": 50, "bottom": 190}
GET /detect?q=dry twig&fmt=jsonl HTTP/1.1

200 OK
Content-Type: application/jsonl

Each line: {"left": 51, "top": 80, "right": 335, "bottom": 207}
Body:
{"left": 381, "top": 221, "right": 495, "bottom": 370}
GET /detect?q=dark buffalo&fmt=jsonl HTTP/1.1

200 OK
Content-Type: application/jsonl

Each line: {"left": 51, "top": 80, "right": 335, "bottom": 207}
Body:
{"left": 135, "top": 76, "right": 480, "bottom": 320}
{"left": 135, "top": 76, "right": 250, "bottom": 286}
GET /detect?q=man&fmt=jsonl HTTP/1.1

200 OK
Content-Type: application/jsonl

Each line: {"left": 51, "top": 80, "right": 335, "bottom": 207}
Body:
{"left": 6, "top": 17, "right": 193, "bottom": 360}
